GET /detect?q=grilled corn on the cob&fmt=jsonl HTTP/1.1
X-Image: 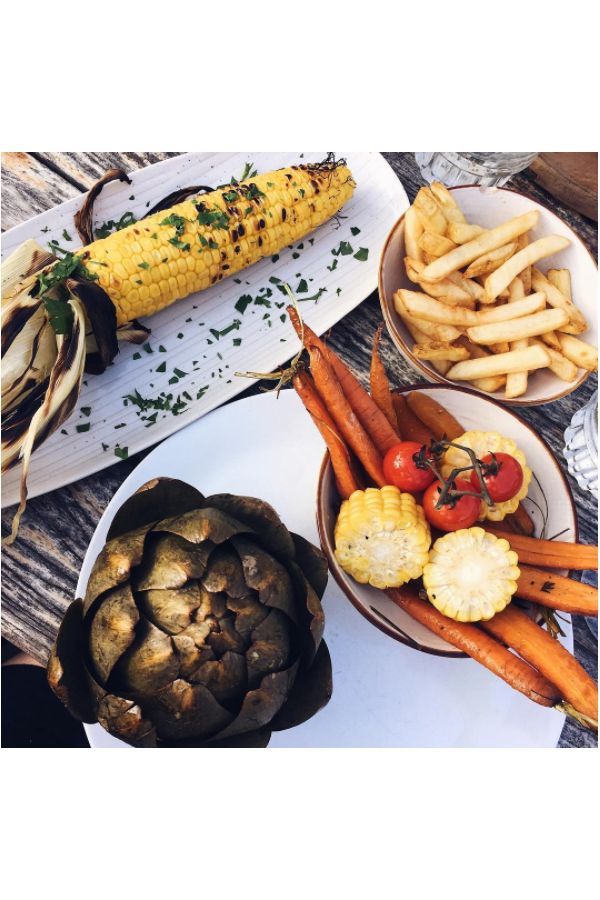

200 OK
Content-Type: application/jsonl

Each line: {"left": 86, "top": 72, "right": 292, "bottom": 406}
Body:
{"left": 423, "top": 527, "right": 520, "bottom": 621}
{"left": 441, "top": 430, "right": 531, "bottom": 521}
{"left": 334, "top": 486, "right": 431, "bottom": 589}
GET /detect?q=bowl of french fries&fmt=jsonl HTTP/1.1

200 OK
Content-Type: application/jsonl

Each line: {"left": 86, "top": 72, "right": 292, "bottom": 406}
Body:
{"left": 379, "top": 183, "right": 598, "bottom": 405}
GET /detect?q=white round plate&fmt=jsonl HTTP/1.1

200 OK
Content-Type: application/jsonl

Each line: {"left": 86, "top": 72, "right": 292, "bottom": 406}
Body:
{"left": 82, "top": 389, "right": 572, "bottom": 748}
{"left": 379, "top": 185, "right": 597, "bottom": 406}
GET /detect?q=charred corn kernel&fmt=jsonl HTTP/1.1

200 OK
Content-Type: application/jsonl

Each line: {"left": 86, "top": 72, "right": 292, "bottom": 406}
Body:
{"left": 334, "top": 486, "right": 431, "bottom": 589}
{"left": 423, "top": 527, "right": 520, "bottom": 622}
{"left": 78, "top": 162, "right": 355, "bottom": 325}
{"left": 441, "top": 430, "right": 531, "bottom": 521}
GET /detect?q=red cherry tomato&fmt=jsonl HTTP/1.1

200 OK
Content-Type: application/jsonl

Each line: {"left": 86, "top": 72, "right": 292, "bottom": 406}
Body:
{"left": 470, "top": 452, "right": 524, "bottom": 503}
{"left": 383, "top": 441, "right": 435, "bottom": 493}
{"left": 422, "top": 478, "right": 480, "bottom": 531}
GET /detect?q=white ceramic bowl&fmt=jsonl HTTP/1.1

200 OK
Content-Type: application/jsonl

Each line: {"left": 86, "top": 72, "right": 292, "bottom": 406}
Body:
{"left": 316, "top": 384, "right": 578, "bottom": 656}
{"left": 379, "top": 186, "right": 597, "bottom": 406}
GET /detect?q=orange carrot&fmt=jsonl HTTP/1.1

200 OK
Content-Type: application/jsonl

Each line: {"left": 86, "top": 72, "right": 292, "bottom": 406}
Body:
{"left": 406, "top": 391, "right": 465, "bottom": 441}
{"left": 292, "top": 371, "right": 360, "bottom": 500}
{"left": 481, "top": 604, "right": 598, "bottom": 722}
{"left": 503, "top": 504, "right": 535, "bottom": 537}
{"left": 515, "top": 565, "right": 598, "bottom": 616}
{"left": 484, "top": 526, "right": 598, "bottom": 571}
{"left": 387, "top": 586, "right": 559, "bottom": 706}
{"left": 287, "top": 306, "right": 399, "bottom": 454}
{"left": 307, "top": 344, "right": 386, "bottom": 487}
{"left": 392, "top": 394, "right": 433, "bottom": 445}
{"left": 370, "top": 325, "right": 398, "bottom": 431}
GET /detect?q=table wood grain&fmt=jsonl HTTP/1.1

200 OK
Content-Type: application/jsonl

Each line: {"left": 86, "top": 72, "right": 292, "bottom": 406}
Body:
{"left": 1, "top": 152, "right": 597, "bottom": 748}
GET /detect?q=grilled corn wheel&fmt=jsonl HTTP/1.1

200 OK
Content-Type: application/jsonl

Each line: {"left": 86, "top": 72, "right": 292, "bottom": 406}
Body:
{"left": 423, "top": 527, "right": 520, "bottom": 622}
{"left": 441, "top": 430, "right": 531, "bottom": 521}
{"left": 334, "top": 486, "right": 431, "bottom": 589}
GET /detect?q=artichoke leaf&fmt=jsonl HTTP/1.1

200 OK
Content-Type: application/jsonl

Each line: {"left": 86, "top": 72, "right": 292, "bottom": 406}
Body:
{"left": 202, "top": 546, "right": 248, "bottom": 598}
{"left": 97, "top": 694, "right": 156, "bottom": 748}
{"left": 138, "top": 581, "right": 210, "bottom": 634}
{"left": 143, "top": 679, "right": 234, "bottom": 742}
{"left": 112, "top": 618, "right": 179, "bottom": 694}
{"left": 270, "top": 640, "right": 332, "bottom": 733}
{"left": 47, "top": 598, "right": 103, "bottom": 723}
{"left": 84, "top": 526, "right": 149, "bottom": 612}
{"left": 172, "top": 621, "right": 215, "bottom": 677}
{"left": 246, "top": 608, "right": 292, "bottom": 689}
{"left": 107, "top": 477, "right": 206, "bottom": 540}
{"left": 226, "top": 595, "right": 269, "bottom": 642}
{"left": 157, "top": 506, "right": 245, "bottom": 546}
{"left": 291, "top": 533, "right": 328, "bottom": 599}
{"left": 135, "top": 532, "right": 212, "bottom": 590}
{"left": 231, "top": 535, "right": 299, "bottom": 625}
{"left": 192, "top": 650, "right": 247, "bottom": 706}
{"left": 88, "top": 584, "right": 140, "bottom": 685}
{"left": 207, "top": 615, "right": 246, "bottom": 656}
{"left": 286, "top": 560, "right": 325, "bottom": 663}
{"left": 206, "top": 494, "right": 295, "bottom": 560}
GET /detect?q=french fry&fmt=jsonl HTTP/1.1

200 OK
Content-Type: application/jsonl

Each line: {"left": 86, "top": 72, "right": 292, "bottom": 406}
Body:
{"left": 447, "top": 222, "right": 485, "bottom": 244}
{"left": 412, "top": 341, "right": 469, "bottom": 362}
{"left": 448, "top": 271, "right": 485, "bottom": 301}
{"left": 464, "top": 242, "right": 518, "bottom": 280}
{"left": 557, "top": 333, "right": 598, "bottom": 371}
{"left": 429, "top": 182, "right": 467, "bottom": 224}
{"left": 446, "top": 344, "right": 551, "bottom": 381}
{"left": 418, "top": 231, "right": 457, "bottom": 258}
{"left": 505, "top": 276, "right": 528, "bottom": 400}
{"left": 540, "top": 331, "right": 562, "bottom": 351}
{"left": 531, "top": 268, "right": 587, "bottom": 334}
{"left": 547, "top": 268, "right": 572, "bottom": 299}
{"left": 531, "top": 339, "right": 579, "bottom": 382}
{"left": 397, "top": 290, "right": 545, "bottom": 328}
{"left": 455, "top": 337, "right": 507, "bottom": 393}
{"left": 404, "top": 206, "right": 423, "bottom": 263}
{"left": 466, "top": 308, "right": 570, "bottom": 346}
{"left": 394, "top": 294, "right": 463, "bottom": 341}
{"left": 404, "top": 258, "right": 472, "bottom": 303}
{"left": 484, "top": 235, "right": 571, "bottom": 302}
{"left": 401, "top": 318, "right": 451, "bottom": 376}
{"left": 419, "top": 210, "right": 539, "bottom": 282}
{"left": 516, "top": 233, "right": 532, "bottom": 293}
{"left": 489, "top": 342, "right": 511, "bottom": 355}
{"left": 413, "top": 187, "right": 447, "bottom": 235}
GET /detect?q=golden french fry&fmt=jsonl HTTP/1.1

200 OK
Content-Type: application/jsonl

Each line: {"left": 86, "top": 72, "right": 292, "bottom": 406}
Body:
{"left": 454, "top": 337, "right": 506, "bottom": 392}
{"left": 448, "top": 271, "right": 485, "bottom": 301}
{"left": 401, "top": 316, "right": 451, "bottom": 375}
{"left": 447, "top": 222, "right": 485, "bottom": 244}
{"left": 557, "top": 333, "right": 598, "bottom": 371}
{"left": 446, "top": 344, "right": 551, "bottom": 381}
{"left": 484, "top": 235, "right": 571, "bottom": 302}
{"left": 429, "top": 182, "right": 467, "bottom": 224}
{"left": 395, "top": 294, "right": 463, "bottom": 341}
{"left": 397, "top": 290, "right": 545, "bottom": 328}
{"left": 516, "top": 234, "right": 532, "bottom": 294}
{"left": 413, "top": 341, "right": 470, "bottom": 362}
{"left": 540, "top": 331, "right": 561, "bottom": 351}
{"left": 547, "top": 268, "right": 572, "bottom": 300}
{"left": 413, "top": 187, "right": 447, "bottom": 234}
{"left": 404, "top": 206, "right": 423, "bottom": 263}
{"left": 490, "top": 342, "right": 511, "bottom": 354}
{"left": 419, "top": 211, "right": 539, "bottom": 282}
{"left": 404, "top": 257, "right": 472, "bottom": 303}
{"left": 531, "top": 268, "right": 587, "bottom": 333}
{"left": 506, "top": 276, "right": 528, "bottom": 398}
{"left": 464, "top": 242, "right": 518, "bottom": 280}
{"left": 418, "top": 231, "right": 457, "bottom": 258}
{"left": 531, "top": 339, "right": 579, "bottom": 382}
{"left": 467, "top": 308, "right": 570, "bottom": 345}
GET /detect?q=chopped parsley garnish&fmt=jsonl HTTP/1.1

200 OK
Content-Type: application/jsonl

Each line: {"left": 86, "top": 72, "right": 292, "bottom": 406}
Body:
{"left": 296, "top": 279, "right": 308, "bottom": 293}
{"left": 142, "top": 342, "right": 153, "bottom": 354}
{"left": 196, "top": 205, "right": 229, "bottom": 230}
{"left": 94, "top": 211, "right": 136, "bottom": 239}
{"left": 222, "top": 190, "right": 239, "bottom": 202}
{"left": 80, "top": 406, "right": 91, "bottom": 417}
{"left": 354, "top": 247, "right": 369, "bottom": 261}
{"left": 235, "top": 294, "right": 253, "bottom": 314}
{"left": 138, "top": 262, "right": 150, "bottom": 269}
{"left": 327, "top": 258, "right": 338, "bottom": 272}
{"left": 114, "top": 446, "right": 129, "bottom": 460}
{"left": 155, "top": 361, "right": 167, "bottom": 373}
{"left": 351, "top": 226, "right": 361, "bottom": 236}
{"left": 43, "top": 298, "right": 74, "bottom": 335}
{"left": 133, "top": 352, "right": 141, "bottom": 360}
{"left": 76, "top": 423, "right": 90, "bottom": 433}
{"left": 332, "top": 240, "right": 353, "bottom": 257}
{"left": 62, "top": 228, "right": 72, "bottom": 241}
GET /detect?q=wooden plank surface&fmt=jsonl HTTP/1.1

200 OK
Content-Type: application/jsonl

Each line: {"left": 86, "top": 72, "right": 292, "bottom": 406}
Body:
{"left": 1, "top": 151, "right": 597, "bottom": 748}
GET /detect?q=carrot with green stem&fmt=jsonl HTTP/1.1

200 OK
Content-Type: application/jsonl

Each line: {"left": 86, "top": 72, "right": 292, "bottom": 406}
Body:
{"left": 287, "top": 306, "right": 399, "bottom": 454}
{"left": 370, "top": 325, "right": 398, "bottom": 431}
{"left": 292, "top": 371, "right": 361, "bottom": 500}
{"left": 484, "top": 526, "right": 598, "bottom": 571}
{"left": 307, "top": 344, "right": 386, "bottom": 487}
{"left": 387, "top": 586, "right": 559, "bottom": 707}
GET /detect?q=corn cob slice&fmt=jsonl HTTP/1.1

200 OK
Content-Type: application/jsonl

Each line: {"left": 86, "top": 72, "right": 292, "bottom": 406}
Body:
{"left": 334, "top": 486, "right": 431, "bottom": 589}
{"left": 423, "top": 527, "right": 520, "bottom": 622}
{"left": 77, "top": 162, "right": 355, "bottom": 325}
{"left": 441, "top": 430, "right": 531, "bottom": 521}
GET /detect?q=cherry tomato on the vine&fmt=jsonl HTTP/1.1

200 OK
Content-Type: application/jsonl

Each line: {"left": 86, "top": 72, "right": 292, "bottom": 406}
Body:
{"left": 383, "top": 441, "right": 435, "bottom": 493}
{"left": 470, "top": 452, "right": 523, "bottom": 503}
{"left": 422, "top": 478, "right": 480, "bottom": 531}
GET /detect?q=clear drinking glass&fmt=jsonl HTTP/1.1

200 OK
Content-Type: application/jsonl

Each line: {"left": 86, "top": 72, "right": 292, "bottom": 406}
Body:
{"left": 563, "top": 390, "right": 598, "bottom": 499}
{"left": 415, "top": 152, "right": 538, "bottom": 188}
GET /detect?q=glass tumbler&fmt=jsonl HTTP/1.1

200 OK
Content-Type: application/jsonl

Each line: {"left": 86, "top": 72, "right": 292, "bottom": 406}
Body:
{"left": 563, "top": 389, "right": 598, "bottom": 499}
{"left": 415, "top": 152, "right": 538, "bottom": 188}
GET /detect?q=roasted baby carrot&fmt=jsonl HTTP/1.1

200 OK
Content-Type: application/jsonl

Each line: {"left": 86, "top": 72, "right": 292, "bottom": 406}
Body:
{"left": 307, "top": 345, "right": 386, "bottom": 487}
{"left": 392, "top": 394, "right": 433, "bottom": 445}
{"left": 387, "top": 586, "right": 559, "bottom": 707}
{"left": 481, "top": 604, "right": 598, "bottom": 722}
{"left": 370, "top": 325, "right": 398, "bottom": 431}
{"left": 484, "top": 526, "right": 598, "bottom": 571}
{"left": 292, "top": 371, "right": 360, "bottom": 500}
{"left": 287, "top": 306, "right": 399, "bottom": 454}
{"left": 515, "top": 565, "right": 598, "bottom": 616}
{"left": 405, "top": 391, "right": 465, "bottom": 441}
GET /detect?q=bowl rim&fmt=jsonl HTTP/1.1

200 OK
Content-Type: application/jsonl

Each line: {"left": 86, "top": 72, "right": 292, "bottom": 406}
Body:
{"left": 378, "top": 183, "right": 597, "bottom": 407}
{"left": 316, "top": 382, "right": 579, "bottom": 656}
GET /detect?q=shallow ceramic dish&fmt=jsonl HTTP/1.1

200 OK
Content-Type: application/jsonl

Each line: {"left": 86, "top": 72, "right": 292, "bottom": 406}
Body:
{"left": 379, "top": 185, "right": 597, "bottom": 406}
{"left": 316, "top": 384, "right": 578, "bottom": 656}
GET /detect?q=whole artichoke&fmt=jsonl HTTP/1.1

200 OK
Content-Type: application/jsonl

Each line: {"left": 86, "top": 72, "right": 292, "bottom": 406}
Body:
{"left": 48, "top": 478, "right": 332, "bottom": 747}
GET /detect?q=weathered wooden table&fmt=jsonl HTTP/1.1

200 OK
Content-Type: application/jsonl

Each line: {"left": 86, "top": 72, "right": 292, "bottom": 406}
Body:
{"left": 2, "top": 152, "right": 597, "bottom": 747}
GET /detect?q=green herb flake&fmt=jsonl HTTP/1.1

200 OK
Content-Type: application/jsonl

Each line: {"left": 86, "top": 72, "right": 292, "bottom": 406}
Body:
{"left": 138, "top": 262, "right": 150, "bottom": 270}
{"left": 155, "top": 361, "right": 167, "bottom": 373}
{"left": 351, "top": 226, "right": 361, "bottom": 236}
{"left": 354, "top": 247, "right": 369, "bottom": 261}
{"left": 296, "top": 279, "right": 308, "bottom": 293}
{"left": 80, "top": 406, "right": 91, "bottom": 417}
{"left": 235, "top": 294, "right": 253, "bottom": 314}
{"left": 62, "top": 228, "right": 72, "bottom": 242}
{"left": 76, "top": 423, "right": 90, "bottom": 433}
{"left": 114, "top": 446, "right": 129, "bottom": 460}
{"left": 143, "top": 342, "right": 153, "bottom": 354}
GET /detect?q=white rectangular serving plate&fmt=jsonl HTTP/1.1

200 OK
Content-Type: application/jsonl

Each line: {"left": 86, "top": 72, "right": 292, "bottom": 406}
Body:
{"left": 1, "top": 151, "right": 408, "bottom": 506}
